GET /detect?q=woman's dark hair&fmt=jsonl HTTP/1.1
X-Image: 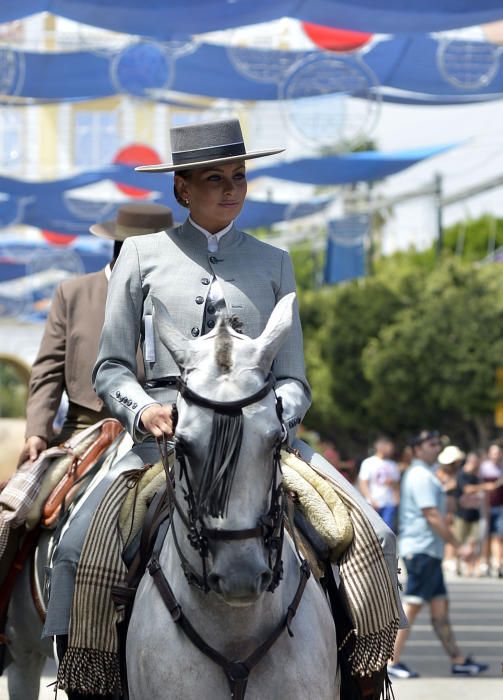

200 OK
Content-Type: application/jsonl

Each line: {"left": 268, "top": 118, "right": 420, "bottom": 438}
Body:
{"left": 173, "top": 169, "right": 192, "bottom": 208}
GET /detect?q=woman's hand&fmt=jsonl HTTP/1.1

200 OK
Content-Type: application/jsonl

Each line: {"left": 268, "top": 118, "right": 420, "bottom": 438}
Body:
{"left": 139, "top": 404, "right": 174, "bottom": 439}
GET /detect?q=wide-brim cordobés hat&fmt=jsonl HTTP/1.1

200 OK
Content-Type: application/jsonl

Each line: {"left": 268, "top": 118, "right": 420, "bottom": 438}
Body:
{"left": 135, "top": 118, "right": 284, "bottom": 173}
{"left": 89, "top": 203, "right": 174, "bottom": 241}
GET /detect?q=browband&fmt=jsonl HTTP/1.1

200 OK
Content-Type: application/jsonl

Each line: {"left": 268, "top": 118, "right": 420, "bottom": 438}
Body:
{"left": 176, "top": 373, "right": 275, "bottom": 414}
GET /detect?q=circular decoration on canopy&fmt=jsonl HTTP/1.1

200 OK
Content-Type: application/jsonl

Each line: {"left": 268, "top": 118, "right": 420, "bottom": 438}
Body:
{"left": 279, "top": 54, "right": 381, "bottom": 149}
{"left": 41, "top": 231, "right": 77, "bottom": 246}
{"left": 110, "top": 40, "right": 174, "bottom": 96}
{"left": 437, "top": 38, "right": 502, "bottom": 89}
{"left": 161, "top": 35, "right": 199, "bottom": 58}
{"left": 227, "top": 45, "right": 305, "bottom": 84}
{"left": 226, "top": 26, "right": 305, "bottom": 84}
{"left": 23, "top": 247, "right": 84, "bottom": 316}
{"left": 26, "top": 247, "right": 84, "bottom": 279}
{"left": 62, "top": 193, "right": 116, "bottom": 222}
{"left": 113, "top": 144, "right": 162, "bottom": 198}
{"left": 0, "top": 47, "right": 25, "bottom": 97}
{"left": 301, "top": 23, "right": 373, "bottom": 52}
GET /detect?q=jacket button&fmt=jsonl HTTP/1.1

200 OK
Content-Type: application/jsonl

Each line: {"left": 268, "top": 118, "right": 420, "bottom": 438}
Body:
{"left": 127, "top": 399, "right": 133, "bottom": 407}
{"left": 116, "top": 391, "right": 121, "bottom": 399}
{"left": 191, "top": 327, "right": 200, "bottom": 337}
{"left": 207, "top": 305, "right": 215, "bottom": 314}
{"left": 207, "top": 319, "right": 215, "bottom": 329}
{"left": 209, "top": 256, "right": 218, "bottom": 264}
{"left": 201, "top": 277, "right": 210, "bottom": 285}
{"left": 132, "top": 402, "right": 138, "bottom": 409}
{"left": 195, "top": 296, "right": 204, "bottom": 304}
{"left": 121, "top": 397, "right": 128, "bottom": 404}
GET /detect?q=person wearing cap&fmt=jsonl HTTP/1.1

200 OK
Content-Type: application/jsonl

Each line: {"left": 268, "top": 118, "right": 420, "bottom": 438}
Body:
{"left": 18, "top": 203, "right": 174, "bottom": 465}
{"left": 436, "top": 444, "right": 466, "bottom": 572}
{"left": 388, "top": 429, "right": 488, "bottom": 679}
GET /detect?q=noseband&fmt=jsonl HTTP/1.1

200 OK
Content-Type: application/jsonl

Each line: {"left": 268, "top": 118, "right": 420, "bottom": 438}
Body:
{"left": 160, "top": 372, "right": 285, "bottom": 593}
{"left": 150, "top": 372, "right": 311, "bottom": 700}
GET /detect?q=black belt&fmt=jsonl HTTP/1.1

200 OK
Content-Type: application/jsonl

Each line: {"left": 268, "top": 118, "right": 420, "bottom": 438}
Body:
{"left": 145, "top": 377, "right": 179, "bottom": 389}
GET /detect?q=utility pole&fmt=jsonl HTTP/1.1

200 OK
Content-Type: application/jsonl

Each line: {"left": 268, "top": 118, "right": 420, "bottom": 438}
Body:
{"left": 435, "top": 173, "right": 444, "bottom": 258}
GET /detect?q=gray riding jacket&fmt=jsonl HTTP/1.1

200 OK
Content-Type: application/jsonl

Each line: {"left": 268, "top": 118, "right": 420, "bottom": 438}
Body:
{"left": 93, "top": 218, "right": 311, "bottom": 442}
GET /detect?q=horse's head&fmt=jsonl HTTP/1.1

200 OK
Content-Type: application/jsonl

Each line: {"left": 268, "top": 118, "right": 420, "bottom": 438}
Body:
{"left": 152, "top": 293, "right": 295, "bottom": 605}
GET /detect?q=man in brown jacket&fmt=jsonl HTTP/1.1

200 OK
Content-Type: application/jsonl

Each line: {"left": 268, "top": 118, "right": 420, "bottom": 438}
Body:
{"left": 19, "top": 203, "right": 174, "bottom": 464}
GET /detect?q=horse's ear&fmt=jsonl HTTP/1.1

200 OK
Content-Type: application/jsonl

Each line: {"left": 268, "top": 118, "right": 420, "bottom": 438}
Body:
{"left": 253, "top": 292, "right": 295, "bottom": 373}
{"left": 151, "top": 295, "right": 193, "bottom": 370}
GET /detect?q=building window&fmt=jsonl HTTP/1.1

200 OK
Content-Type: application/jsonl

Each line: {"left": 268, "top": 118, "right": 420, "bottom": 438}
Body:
{"left": 74, "top": 111, "right": 119, "bottom": 168}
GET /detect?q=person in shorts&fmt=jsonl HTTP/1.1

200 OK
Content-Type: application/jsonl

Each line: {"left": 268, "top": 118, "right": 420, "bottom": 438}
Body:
{"left": 358, "top": 436, "right": 400, "bottom": 531}
{"left": 454, "top": 452, "right": 486, "bottom": 576}
{"left": 388, "top": 430, "right": 488, "bottom": 679}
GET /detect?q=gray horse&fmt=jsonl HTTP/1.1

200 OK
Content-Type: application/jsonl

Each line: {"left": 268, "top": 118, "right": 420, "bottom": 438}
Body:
{"left": 127, "top": 293, "right": 339, "bottom": 700}
{"left": 5, "top": 529, "right": 54, "bottom": 700}
{"left": 5, "top": 435, "right": 129, "bottom": 700}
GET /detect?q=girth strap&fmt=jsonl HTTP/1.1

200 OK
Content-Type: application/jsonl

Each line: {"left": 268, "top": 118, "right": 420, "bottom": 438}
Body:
{"left": 148, "top": 553, "right": 311, "bottom": 700}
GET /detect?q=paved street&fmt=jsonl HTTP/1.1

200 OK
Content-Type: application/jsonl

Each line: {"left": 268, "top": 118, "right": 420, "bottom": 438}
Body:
{"left": 1, "top": 573, "right": 501, "bottom": 699}
{"left": 393, "top": 573, "right": 502, "bottom": 699}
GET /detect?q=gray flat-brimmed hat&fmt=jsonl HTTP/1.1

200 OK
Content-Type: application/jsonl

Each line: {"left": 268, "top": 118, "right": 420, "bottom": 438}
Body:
{"left": 135, "top": 118, "right": 284, "bottom": 173}
{"left": 90, "top": 203, "right": 174, "bottom": 241}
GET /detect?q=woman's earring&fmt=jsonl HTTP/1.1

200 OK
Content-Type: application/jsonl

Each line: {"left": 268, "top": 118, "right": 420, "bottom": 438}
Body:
{"left": 185, "top": 199, "right": 189, "bottom": 205}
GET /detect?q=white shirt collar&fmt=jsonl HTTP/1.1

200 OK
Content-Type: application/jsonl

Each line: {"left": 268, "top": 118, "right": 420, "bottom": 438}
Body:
{"left": 105, "top": 263, "right": 112, "bottom": 281}
{"left": 189, "top": 216, "right": 233, "bottom": 252}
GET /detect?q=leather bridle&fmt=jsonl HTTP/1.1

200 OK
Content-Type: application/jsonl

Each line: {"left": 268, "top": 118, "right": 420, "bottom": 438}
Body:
{"left": 148, "top": 373, "right": 311, "bottom": 700}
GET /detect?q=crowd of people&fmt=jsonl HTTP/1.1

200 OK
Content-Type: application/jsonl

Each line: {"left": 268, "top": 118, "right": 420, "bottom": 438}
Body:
{"left": 355, "top": 434, "right": 503, "bottom": 578}
{"left": 353, "top": 430, "right": 503, "bottom": 679}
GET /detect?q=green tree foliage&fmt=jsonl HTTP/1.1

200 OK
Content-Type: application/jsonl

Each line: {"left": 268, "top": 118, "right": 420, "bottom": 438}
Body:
{"left": 443, "top": 214, "right": 503, "bottom": 261}
{"left": 298, "top": 277, "right": 403, "bottom": 455}
{"left": 0, "top": 362, "right": 27, "bottom": 418}
{"left": 291, "top": 235, "right": 503, "bottom": 453}
{"left": 363, "top": 260, "right": 503, "bottom": 448}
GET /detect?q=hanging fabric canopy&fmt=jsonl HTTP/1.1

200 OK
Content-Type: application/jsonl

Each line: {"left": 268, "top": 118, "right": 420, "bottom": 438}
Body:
{"left": 249, "top": 144, "right": 456, "bottom": 184}
{"left": 0, "top": 192, "right": 333, "bottom": 234}
{"left": 324, "top": 215, "right": 369, "bottom": 284}
{"left": 0, "top": 144, "right": 455, "bottom": 205}
{"left": 2, "top": 2, "right": 503, "bottom": 35}
{"left": 2, "top": 36, "right": 503, "bottom": 106}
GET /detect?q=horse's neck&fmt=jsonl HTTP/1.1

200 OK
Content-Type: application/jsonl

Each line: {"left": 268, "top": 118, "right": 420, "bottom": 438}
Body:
{"left": 160, "top": 518, "right": 301, "bottom": 656}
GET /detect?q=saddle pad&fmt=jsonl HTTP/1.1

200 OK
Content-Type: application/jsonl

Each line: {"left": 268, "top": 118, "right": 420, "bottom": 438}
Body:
{"left": 281, "top": 449, "right": 354, "bottom": 561}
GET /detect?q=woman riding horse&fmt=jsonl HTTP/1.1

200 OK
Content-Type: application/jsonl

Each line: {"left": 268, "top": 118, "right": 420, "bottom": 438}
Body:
{"left": 45, "top": 118, "right": 404, "bottom": 699}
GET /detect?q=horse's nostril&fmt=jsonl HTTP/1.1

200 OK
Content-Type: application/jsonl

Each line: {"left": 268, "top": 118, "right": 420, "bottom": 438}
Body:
{"left": 208, "top": 573, "right": 222, "bottom": 593}
{"left": 258, "top": 570, "right": 272, "bottom": 592}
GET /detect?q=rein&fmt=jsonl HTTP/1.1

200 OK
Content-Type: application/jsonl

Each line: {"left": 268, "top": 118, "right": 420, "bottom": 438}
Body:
{"left": 149, "top": 374, "right": 311, "bottom": 700}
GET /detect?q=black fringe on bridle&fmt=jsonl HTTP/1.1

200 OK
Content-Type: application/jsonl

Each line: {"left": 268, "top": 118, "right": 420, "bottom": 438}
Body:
{"left": 196, "top": 410, "right": 244, "bottom": 518}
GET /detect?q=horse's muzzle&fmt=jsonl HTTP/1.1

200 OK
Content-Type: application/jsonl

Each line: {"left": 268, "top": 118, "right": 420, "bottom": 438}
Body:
{"left": 208, "top": 556, "right": 273, "bottom": 605}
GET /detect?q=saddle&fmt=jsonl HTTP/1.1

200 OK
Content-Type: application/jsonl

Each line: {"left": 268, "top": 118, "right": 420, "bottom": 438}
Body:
{"left": 41, "top": 419, "right": 124, "bottom": 527}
